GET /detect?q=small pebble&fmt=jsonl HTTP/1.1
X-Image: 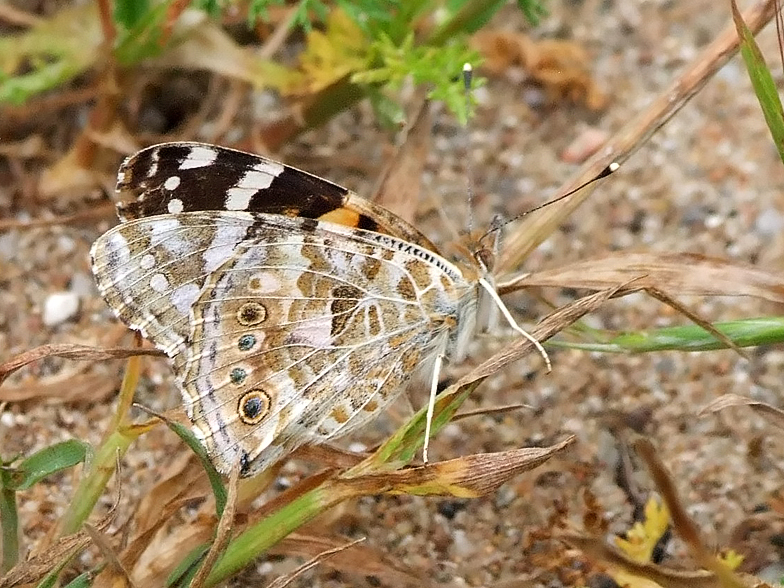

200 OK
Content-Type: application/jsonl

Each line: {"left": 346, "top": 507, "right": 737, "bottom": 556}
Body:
{"left": 43, "top": 291, "right": 80, "bottom": 326}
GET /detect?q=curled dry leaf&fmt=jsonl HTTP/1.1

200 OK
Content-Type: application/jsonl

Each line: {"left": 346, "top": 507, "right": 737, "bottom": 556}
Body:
{"left": 699, "top": 394, "right": 784, "bottom": 431}
{"left": 632, "top": 438, "right": 748, "bottom": 588}
{"left": 499, "top": 252, "right": 784, "bottom": 303}
{"left": 472, "top": 30, "right": 607, "bottom": 110}
{"left": 342, "top": 437, "right": 574, "bottom": 498}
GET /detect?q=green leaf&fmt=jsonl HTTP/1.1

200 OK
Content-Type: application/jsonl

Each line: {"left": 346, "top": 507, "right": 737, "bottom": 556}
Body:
{"left": 62, "top": 570, "right": 96, "bottom": 588}
{"left": 114, "top": 0, "right": 151, "bottom": 29}
{"left": 0, "top": 472, "right": 19, "bottom": 573}
{"left": 9, "top": 440, "right": 89, "bottom": 491}
{"left": 161, "top": 419, "right": 228, "bottom": 517}
{"left": 517, "top": 0, "right": 547, "bottom": 26}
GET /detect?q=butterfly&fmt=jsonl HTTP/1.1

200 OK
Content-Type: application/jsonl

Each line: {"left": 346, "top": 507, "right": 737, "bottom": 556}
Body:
{"left": 90, "top": 142, "right": 548, "bottom": 477}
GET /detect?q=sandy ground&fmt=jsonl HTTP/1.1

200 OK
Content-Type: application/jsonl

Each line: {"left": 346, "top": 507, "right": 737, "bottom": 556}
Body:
{"left": 3, "top": 1, "right": 784, "bottom": 586}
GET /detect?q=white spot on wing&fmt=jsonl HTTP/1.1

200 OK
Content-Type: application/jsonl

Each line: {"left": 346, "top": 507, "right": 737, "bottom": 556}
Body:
{"left": 150, "top": 273, "right": 169, "bottom": 293}
{"left": 225, "top": 162, "right": 283, "bottom": 210}
{"left": 140, "top": 254, "right": 155, "bottom": 269}
{"left": 248, "top": 272, "right": 280, "bottom": 293}
{"left": 164, "top": 176, "right": 181, "bottom": 191}
{"left": 107, "top": 232, "right": 130, "bottom": 261}
{"left": 179, "top": 146, "right": 218, "bottom": 170}
{"left": 167, "top": 198, "right": 184, "bottom": 213}
{"left": 171, "top": 283, "right": 200, "bottom": 314}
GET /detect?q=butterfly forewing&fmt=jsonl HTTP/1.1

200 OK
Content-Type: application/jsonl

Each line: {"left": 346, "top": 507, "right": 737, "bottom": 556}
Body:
{"left": 117, "top": 142, "right": 442, "bottom": 252}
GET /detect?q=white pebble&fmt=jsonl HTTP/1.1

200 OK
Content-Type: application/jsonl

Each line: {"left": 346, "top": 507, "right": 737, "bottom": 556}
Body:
{"left": 43, "top": 291, "right": 80, "bottom": 326}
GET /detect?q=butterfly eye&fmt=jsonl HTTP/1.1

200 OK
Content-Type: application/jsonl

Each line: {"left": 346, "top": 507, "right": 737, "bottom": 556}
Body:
{"left": 237, "top": 302, "right": 267, "bottom": 326}
{"left": 238, "top": 389, "right": 271, "bottom": 425}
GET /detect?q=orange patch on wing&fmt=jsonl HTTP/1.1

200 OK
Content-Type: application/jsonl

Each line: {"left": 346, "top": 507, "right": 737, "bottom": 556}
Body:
{"left": 318, "top": 207, "right": 361, "bottom": 228}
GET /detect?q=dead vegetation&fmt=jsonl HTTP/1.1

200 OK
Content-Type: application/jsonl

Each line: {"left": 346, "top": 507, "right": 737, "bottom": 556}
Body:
{"left": 2, "top": 0, "right": 784, "bottom": 586}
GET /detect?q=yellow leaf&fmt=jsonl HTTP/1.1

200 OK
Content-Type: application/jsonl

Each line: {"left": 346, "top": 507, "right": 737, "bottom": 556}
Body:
{"left": 285, "top": 9, "right": 370, "bottom": 96}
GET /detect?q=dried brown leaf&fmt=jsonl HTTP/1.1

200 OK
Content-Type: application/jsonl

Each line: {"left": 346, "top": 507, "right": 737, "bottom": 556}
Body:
{"left": 84, "top": 523, "right": 137, "bottom": 588}
{"left": 699, "top": 394, "right": 784, "bottom": 431}
{"left": 340, "top": 437, "right": 574, "bottom": 498}
{"left": 561, "top": 533, "right": 720, "bottom": 588}
{"left": 472, "top": 30, "right": 606, "bottom": 110}
{"left": 633, "top": 438, "right": 747, "bottom": 588}
{"left": 133, "top": 453, "right": 210, "bottom": 538}
{"left": 268, "top": 538, "right": 404, "bottom": 588}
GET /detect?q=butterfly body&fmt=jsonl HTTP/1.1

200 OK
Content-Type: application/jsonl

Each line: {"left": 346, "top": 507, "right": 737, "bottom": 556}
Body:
{"left": 91, "top": 143, "right": 481, "bottom": 476}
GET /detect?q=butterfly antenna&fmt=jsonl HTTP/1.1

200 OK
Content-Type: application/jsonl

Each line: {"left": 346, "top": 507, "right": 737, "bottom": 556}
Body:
{"left": 479, "top": 161, "right": 620, "bottom": 245}
{"left": 463, "top": 63, "right": 476, "bottom": 236}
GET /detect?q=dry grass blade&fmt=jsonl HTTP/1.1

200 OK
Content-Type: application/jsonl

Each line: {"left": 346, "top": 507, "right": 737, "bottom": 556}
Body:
{"left": 453, "top": 403, "right": 533, "bottom": 422}
{"left": 266, "top": 537, "right": 368, "bottom": 588}
{"left": 456, "top": 284, "right": 623, "bottom": 385}
{"left": 0, "top": 202, "right": 115, "bottom": 231}
{"left": 84, "top": 523, "right": 137, "bottom": 588}
{"left": 190, "top": 461, "right": 240, "bottom": 588}
{"left": 560, "top": 533, "right": 720, "bottom": 588}
{"left": 0, "top": 344, "right": 163, "bottom": 385}
{"left": 699, "top": 394, "right": 784, "bottom": 431}
{"left": 371, "top": 96, "right": 431, "bottom": 222}
{"left": 632, "top": 438, "right": 747, "bottom": 588}
{"left": 272, "top": 534, "right": 421, "bottom": 586}
{"left": 498, "top": 252, "right": 784, "bottom": 303}
{"left": 0, "top": 532, "right": 91, "bottom": 587}
{"left": 643, "top": 288, "right": 749, "bottom": 358}
{"left": 496, "top": 0, "right": 779, "bottom": 273}
{"left": 0, "top": 491, "right": 116, "bottom": 587}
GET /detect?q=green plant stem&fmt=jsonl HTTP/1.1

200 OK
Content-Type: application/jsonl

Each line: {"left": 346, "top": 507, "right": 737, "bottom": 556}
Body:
{"left": 0, "top": 471, "right": 19, "bottom": 573}
{"left": 56, "top": 429, "right": 135, "bottom": 536}
{"left": 203, "top": 481, "right": 358, "bottom": 586}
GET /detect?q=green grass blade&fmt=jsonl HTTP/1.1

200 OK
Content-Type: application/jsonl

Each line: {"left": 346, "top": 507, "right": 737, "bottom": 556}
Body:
{"left": 731, "top": 0, "right": 784, "bottom": 165}
{"left": 157, "top": 418, "right": 227, "bottom": 517}
{"left": 550, "top": 317, "right": 784, "bottom": 353}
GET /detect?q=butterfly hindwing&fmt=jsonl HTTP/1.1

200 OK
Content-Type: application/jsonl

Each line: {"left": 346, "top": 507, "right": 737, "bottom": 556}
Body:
{"left": 92, "top": 208, "right": 471, "bottom": 476}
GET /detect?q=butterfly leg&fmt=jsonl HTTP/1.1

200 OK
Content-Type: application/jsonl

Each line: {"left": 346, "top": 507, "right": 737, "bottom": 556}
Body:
{"left": 478, "top": 277, "right": 551, "bottom": 371}
{"left": 422, "top": 352, "right": 445, "bottom": 464}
